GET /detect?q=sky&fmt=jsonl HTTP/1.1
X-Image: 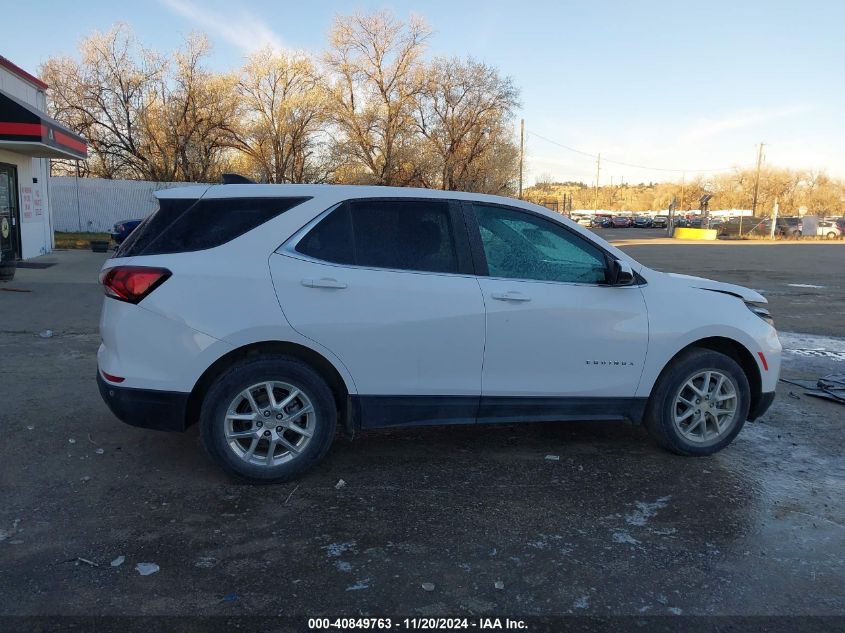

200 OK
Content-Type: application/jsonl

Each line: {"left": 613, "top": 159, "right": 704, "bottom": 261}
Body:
{"left": 3, "top": 0, "right": 844, "bottom": 185}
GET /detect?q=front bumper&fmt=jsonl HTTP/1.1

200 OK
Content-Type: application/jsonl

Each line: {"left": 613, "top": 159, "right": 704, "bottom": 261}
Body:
{"left": 97, "top": 371, "right": 190, "bottom": 432}
{"left": 748, "top": 391, "right": 776, "bottom": 421}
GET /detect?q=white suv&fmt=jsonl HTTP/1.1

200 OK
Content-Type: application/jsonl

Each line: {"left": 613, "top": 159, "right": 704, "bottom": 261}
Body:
{"left": 97, "top": 184, "right": 781, "bottom": 482}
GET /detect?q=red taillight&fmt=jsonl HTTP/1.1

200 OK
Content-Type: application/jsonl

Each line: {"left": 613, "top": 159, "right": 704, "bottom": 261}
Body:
{"left": 101, "top": 371, "right": 125, "bottom": 383}
{"left": 99, "top": 266, "right": 171, "bottom": 304}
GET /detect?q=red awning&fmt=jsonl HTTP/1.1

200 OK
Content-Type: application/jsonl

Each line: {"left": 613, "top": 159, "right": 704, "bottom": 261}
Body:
{"left": 0, "top": 88, "right": 87, "bottom": 160}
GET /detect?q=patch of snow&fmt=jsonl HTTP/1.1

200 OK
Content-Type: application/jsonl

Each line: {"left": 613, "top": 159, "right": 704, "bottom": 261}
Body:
{"left": 625, "top": 496, "right": 671, "bottom": 526}
{"left": 195, "top": 557, "right": 217, "bottom": 568}
{"left": 787, "top": 283, "right": 825, "bottom": 289}
{"left": 779, "top": 331, "right": 845, "bottom": 354}
{"left": 135, "top": 562, "right": 159, "bottom": 576}
{"left": 323, "top": 541, "right": 356, "bottom": 557}
{"left": 346, "top": 578, "right": 372, "bottom": 591}
{"left": 612, "top": 531, "right": 640, "bottom": 545}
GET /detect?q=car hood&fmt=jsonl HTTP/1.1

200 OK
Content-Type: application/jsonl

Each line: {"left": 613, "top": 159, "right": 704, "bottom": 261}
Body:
{"left": 663, "top": 272, "right": 767, "bottom": 303}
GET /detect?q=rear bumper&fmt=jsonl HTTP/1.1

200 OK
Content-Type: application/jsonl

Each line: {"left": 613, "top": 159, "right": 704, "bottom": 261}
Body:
{"left": 97, "top": 371, "right": 190, "bottom": 432}
{"left": 748, "top": 391, "right": 776, "bottom": 421}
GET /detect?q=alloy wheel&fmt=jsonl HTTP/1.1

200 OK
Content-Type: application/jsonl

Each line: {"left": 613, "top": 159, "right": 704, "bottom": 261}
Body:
{"left": 672, "top": 370, "right": 738, "bottom": 444}
{"left": 224, "top": 381, "right": 315, "bottom": 467}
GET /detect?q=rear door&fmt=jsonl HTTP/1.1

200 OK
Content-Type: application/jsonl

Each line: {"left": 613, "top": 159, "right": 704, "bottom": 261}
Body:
{"left": 269, "top": 198, "right": 485, "bottom": 424}
{"left": 467, "top": 202, "right": 649, "bottom": 402}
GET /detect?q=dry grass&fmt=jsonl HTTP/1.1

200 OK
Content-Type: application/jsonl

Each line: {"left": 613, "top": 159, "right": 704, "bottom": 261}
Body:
{"left": 54, "top": 232, "right": 111, "bottom": 250}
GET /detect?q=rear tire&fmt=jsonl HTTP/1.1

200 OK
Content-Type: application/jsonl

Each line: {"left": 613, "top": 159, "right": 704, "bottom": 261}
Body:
{"left": 827, "top": 231, "right": 837, "bottom": 239}
{"left": 644, "top": 349, "right": 750, "bottom": 456}
{"left": 200, "top": 356, "right": 336, "bottom": 483}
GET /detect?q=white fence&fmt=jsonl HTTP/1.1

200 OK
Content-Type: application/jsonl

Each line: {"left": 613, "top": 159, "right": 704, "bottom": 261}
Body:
{"left": 50, "top": 177, "right": 195, "bottom": 232}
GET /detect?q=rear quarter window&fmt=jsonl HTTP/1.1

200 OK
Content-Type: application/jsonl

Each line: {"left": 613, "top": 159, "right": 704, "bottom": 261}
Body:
{"left": 118, "top": 197, "right": 310, "bottom": 257}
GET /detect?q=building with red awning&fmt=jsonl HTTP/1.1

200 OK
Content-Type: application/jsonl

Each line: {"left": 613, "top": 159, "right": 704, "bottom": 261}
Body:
{"left": 0, "top": 55, "right": 87, "bottom": 264}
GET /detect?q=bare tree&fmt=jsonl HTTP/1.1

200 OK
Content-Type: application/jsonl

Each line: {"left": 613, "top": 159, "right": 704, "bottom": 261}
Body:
{"left": 137, "top": 33, "right": 238, "bottom": 182}
{"left": 41, "top": 14, "right": 530, "bottom": 192}
{"left": 41, "top": 24, "right": 164, "bottom": 179}
{"left": 233, "top": 48, "right": 328, "bottom": 183}
{"left": 324, "top": 11, "right": 431, "bottom": 185}
{"left": 415, "top": 57, "right": 520, "bottom": 193}
{"left": 41, "top": 26, "right": 236, "bottom": 182}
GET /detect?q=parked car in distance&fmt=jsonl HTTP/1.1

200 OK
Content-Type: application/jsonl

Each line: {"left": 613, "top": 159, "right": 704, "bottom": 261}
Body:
{"left": 817, "top": 220, "right": 842, "bottom": 238}
{"left": 110, "top": 219, "right": 144, "bottom": 245}
{"left": 776, "top": 217, "right": 803, "bottom": 237}
{"left": 633, "top": 216, "right": 652, "bottom": 228}
{"left": 754, "top": 216, "right": 802, "bottom": 238}
{"left": 591, "top": 215, "right": 613, "bottom": 228}
{"left": 652, "top": 215, "right": 669, "bottom": 228}
{"left": 97, "top": 183, "right": 781, "bottom": 482}
{"left": 577, "top": 216, "right": 593, "bottom": 227}
{"left": 718, "top": 217, "right": 767, "bottom": 237}
{"left": 611, "top": 216, "right": 632, "bottom": 228}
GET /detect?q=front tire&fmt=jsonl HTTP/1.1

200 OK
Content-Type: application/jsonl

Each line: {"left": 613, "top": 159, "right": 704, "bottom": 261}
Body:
{"left": 644, "top": 349, "right": 750, "bottom": 456}
{"left": 200, "top": 356, "right": 337, "bottom": 483}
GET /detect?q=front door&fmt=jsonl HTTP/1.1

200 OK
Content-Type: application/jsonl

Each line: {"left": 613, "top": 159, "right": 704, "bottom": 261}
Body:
{"left": 270, "top": 198, "right": 486, "bottom": 427}
{"left": 0, "top": 163, "right": 20, "bottom": 262}
{"left": 469, "top": 202, "right": 649, "bottom": 402}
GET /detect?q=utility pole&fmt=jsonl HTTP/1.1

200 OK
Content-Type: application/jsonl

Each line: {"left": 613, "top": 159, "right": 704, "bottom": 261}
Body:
{"left": 518, "top": 119, "right": 525, "bottom": 199}
{"left": 770, "top": 197, "right": 779, "bottom": 240}
{"left": 593, "top": 153, "right": 601, "bottom": 211}
{"left": 751, "top": 142, "right": 765, "bottom": 215}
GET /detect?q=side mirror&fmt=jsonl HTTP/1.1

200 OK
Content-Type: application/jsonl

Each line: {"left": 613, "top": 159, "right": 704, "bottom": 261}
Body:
{"left": 609, "top": 258, "right": 635, "bottom": 286}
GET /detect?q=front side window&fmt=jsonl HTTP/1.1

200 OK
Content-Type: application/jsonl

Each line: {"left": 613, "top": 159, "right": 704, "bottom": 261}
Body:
{"left": 473, "top": 204, "right": 608, "bottom": 284}
{"left": 297, "top": 199, "right": 459, "bottom": 274}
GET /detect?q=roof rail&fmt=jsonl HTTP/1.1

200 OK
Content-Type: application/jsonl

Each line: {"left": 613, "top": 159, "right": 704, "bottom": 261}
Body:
{"left": 221, "top": 173, "right": 256, "bottom": 184}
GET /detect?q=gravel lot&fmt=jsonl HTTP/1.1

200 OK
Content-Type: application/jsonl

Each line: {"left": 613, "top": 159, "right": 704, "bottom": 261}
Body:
{"left": 1, "top": 237, "right": 843, "bottom": 626}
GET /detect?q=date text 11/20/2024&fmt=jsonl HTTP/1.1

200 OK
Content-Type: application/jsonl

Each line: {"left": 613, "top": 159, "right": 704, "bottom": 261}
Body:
{"left": 307, "top": 618, "right": 528, "bottom": 630}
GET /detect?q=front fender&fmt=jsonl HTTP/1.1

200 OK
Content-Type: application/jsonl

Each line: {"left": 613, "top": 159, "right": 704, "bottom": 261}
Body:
{"left": 637, "top": 284, "right": 781, "bottom": 397}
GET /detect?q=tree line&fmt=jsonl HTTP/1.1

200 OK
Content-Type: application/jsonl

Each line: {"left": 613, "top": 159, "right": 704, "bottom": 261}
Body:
{"left": 527, "top": 167, "right": 845, "bottom": 217}
{"left": 41, "top": 12, "right": 520, "bottom": 194}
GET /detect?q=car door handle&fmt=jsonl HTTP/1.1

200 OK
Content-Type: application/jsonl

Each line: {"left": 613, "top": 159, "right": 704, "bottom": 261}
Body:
{"left": 491, "top": 291, "right": 531, "bottom": 302}
{"left": 301, "top": 278, "right": 348, "bottom": 289}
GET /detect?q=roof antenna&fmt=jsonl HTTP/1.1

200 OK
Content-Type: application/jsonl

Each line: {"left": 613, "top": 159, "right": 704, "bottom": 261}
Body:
{"left": 221, "top": 173, "right": 256, "bottom": 184}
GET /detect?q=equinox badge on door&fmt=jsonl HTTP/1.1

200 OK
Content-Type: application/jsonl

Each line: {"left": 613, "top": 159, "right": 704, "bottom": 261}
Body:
{"left": 585, "top": 360, "right": 635, "bottom": 366}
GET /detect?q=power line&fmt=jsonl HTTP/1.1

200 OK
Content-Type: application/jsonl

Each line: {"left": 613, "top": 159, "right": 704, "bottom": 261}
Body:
{"left": 527, "top": 130, "right": 741, "bottom": 174}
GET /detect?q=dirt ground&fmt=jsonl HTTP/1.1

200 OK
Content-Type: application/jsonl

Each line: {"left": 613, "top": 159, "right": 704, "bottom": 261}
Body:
{"left": 1, "top": 237, "right": 843, "bottom": 627}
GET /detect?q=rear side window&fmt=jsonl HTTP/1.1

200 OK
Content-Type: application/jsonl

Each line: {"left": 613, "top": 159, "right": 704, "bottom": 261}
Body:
{"left": 118, "top": 197, "right": 310, "bottom": 256}
{"left": 296, "top": 199, "right": 459, "bottom": 274}
{"left": 296, "top": 204, "right": 355, "bottom": 265}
